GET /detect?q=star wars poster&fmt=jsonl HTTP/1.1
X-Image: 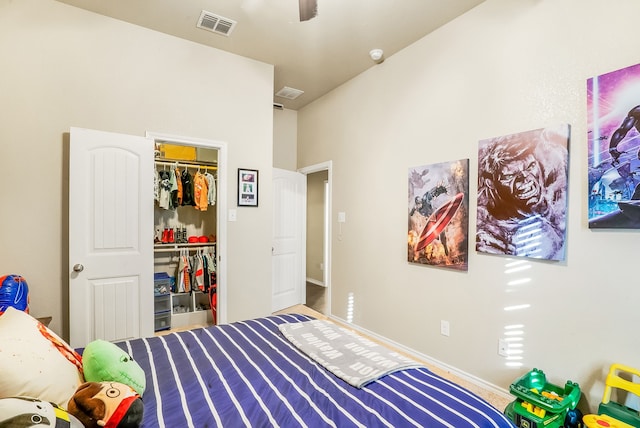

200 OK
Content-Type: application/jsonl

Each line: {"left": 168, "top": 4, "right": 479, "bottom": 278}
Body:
{"left": 587, "top": 62, "right": 640, "bottom": 228}
{"left": 408, "top": 159, "right": 469, "bottom": 271}
{"left": 476, "top": 125, "right": 570, "bottom": 261}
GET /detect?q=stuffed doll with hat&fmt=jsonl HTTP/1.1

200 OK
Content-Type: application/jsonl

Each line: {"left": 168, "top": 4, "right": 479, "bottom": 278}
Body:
{"left": 67, "top": 382, "right": 143, "bottom": 428}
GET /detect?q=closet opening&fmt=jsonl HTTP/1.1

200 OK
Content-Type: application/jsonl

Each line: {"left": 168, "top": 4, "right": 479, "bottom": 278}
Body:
{"left": 149, "top": 136, "right": 227, "bottom": 333}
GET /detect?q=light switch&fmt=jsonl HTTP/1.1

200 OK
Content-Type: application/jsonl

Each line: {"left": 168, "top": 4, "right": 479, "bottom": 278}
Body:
{"left": 228, "top": 209, "right": 237, "bottom": 222}
{"left": 338, "top": 212, "right": 346, "bottom": 223}
{"left": 440, "top": 320, "right": 450, "bottom": 337}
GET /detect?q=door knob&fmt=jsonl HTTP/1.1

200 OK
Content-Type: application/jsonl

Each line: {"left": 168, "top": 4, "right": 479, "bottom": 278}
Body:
{"left": 73, "top": 264, "right": 84, "bottom": 273}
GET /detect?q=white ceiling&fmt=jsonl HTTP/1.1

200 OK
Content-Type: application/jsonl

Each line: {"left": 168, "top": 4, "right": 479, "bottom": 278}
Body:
{"left": 56, "top": 0, "right": 485, "bottom": 110}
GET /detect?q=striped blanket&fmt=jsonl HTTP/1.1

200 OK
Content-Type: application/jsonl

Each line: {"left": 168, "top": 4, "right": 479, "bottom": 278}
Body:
{"left": 115, "top": 313, "right": 515, "bottom": 428}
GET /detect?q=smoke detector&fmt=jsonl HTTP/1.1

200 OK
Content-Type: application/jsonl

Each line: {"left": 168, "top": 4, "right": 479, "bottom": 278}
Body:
{"left": 197, "top": 10, "right": 237, "bottom": 36}
{"left": 369, "top": 49, "right": 384, "bottom": 63}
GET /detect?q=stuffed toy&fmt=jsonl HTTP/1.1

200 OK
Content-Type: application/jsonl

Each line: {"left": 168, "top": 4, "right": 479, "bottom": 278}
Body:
{"left": 0, "top": 396, "right": 83, "bottom": 427}
{"left": 0, "top": 274, "right": 29, "bottom": 315}
{"left": 67, "top": 382, "right": 143, "bottom": 428}
{"left": 82, "top": 340, "right": 145, "bottom": 397}
{"left": 0, "top": 307, "right": 83, "bottom": 408}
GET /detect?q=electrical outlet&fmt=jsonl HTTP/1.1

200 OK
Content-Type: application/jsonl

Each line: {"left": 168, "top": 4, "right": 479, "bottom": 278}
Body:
{"left": 440, "top": 320, "right": 450, "bottom": 337}
{"left": 498, "top": 339, "right": 508, "bottom": 357}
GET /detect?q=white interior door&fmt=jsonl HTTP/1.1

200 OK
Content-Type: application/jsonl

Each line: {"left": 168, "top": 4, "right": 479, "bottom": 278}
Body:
{"left": 272, "top": 168, "right": 306, "bottom": 312}
{"left": 69, "top": 127, "right": 154, "bottom": 348}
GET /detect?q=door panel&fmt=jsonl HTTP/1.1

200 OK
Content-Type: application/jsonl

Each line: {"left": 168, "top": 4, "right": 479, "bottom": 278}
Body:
{"left": 272, "top": 168, "right": 306, "bottom": 312}
{"left": 69, "top": 127, "right": 153, "bottom": 348}
{"left": 91, "top": 277, "right": 138, "bottom": 342}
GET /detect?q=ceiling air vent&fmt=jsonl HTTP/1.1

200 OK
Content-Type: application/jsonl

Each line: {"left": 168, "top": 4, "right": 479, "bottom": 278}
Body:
{"left": 275, "top": 86, "right": 304, "bottom": 100}
{"left": 197, "top": 10, "right": 237, "bottom": 37}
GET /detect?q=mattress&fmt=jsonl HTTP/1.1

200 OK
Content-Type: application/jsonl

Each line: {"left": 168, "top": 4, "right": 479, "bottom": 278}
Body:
{"left": 115, "top": 313, "right": 515, "bottom": 427}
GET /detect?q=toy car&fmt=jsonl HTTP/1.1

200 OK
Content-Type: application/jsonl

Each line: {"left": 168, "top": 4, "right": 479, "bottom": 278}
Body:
{"left": 504, "top": 368, "right": 583, "bottom": 428}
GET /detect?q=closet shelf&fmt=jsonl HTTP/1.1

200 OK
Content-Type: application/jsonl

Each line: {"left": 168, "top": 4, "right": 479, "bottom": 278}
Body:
{"left": 172, "top": 290, "right": 207, "bottom": 296}
{"left": 154, "top": 242, "right": 216, "bottom": 253}
{"left": 155, "top": 158, "right": 217, "bottom": 170}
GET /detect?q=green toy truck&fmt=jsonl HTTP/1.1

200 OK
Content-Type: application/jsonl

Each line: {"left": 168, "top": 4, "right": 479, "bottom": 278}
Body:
{"left": 504, "top": 368, "right": 583, "bottom": 428}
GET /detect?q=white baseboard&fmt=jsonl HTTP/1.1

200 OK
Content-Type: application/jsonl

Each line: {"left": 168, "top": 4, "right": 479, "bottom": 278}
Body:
{"left": 327, "top": 314, "right": 513, "bottom": 402}
{"left": 306, "top": 277, "right": 325, "bottom": 287}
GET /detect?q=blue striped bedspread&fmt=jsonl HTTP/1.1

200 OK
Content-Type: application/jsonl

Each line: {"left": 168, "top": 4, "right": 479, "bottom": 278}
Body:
{"left": 115, "top": 313, "right": 515, "bottom": 427}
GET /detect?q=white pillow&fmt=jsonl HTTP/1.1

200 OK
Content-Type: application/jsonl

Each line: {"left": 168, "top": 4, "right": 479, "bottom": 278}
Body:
{"left": 0, "top": 307, "right": 84, "bottom": 408}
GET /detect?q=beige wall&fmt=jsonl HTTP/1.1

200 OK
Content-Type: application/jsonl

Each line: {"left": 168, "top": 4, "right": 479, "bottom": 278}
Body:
{"left": 298, "top": 0, "right": 640, "bottom": 412}
{"left": 0, "top": 0, "right": 274, "bottom": 336}
{"left": 273, "top": 108, "right": 298, "bottom": 171}
{"left": 306, "top": 170, "right": 328, "bottom": 283}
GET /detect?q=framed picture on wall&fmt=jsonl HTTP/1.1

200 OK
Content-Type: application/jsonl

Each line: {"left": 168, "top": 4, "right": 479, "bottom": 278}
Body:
{"left": 238, "top": 168, "right": 259, "bottom": 207}
{"left": 408, "top": 159, "right": 470, "bottom": 271}
{"left": 476, "top": 124, "right": 570, "bottom": 261}
{"left": 587, "top": 62, "right": 640, "bottom": 228}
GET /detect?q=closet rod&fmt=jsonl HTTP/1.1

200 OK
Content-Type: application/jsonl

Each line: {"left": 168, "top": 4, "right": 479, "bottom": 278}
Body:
{"left": 154, "top": 243, "right": 216, "bottom": 253}
{"left": 155, "top": 159, "right": 218, "bottom": 170}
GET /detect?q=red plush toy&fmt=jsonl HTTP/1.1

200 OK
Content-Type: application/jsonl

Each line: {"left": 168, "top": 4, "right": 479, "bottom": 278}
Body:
{"left": 67, "top": 382, "right": 143, "bottom": 428}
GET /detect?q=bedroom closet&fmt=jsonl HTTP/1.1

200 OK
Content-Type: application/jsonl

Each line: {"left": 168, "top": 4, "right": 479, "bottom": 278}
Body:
{"left": 69, "top": 127, "right": 228, "bottom": 348}
{"left": 153, "top": 143, "right": 218, "bottom": 332}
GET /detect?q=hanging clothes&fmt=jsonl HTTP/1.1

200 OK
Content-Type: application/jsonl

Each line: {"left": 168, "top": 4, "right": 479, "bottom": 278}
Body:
{"left": 176, "top": 253, "right": 186, "bottom": 293}
{"left": 194, "top": 251, "right": 205, "bottom": 291}
{"left": 168, "top": 168, "right": 179, "bottom": 209}
{"left": 193, "top": 171, "right": 209, "bottom": 211}
{"left": 175, "top": 167, "right": 183, "bottom": 206}
{"left": 176, "top": 249, "right": 190, "bottom": 293}
{"left": 202, "top": 254, "right": 210, "bottom": 293}
{"left": 181, "top": 169, "right": 195, "bottom": 206}
{"left": 154, "top": 169, "right": 160, "bottom": 202}
{"left": 190, "top": 252, "right": 204, "bottom": 291}
{"left": 204, "top": 249, "right": 216, "bottom": 274}
{"left": 158, "top": 170, "right": 172, "bottom": 209}
{"left": 205, "top": 172, "right": 216, "bottom": 206}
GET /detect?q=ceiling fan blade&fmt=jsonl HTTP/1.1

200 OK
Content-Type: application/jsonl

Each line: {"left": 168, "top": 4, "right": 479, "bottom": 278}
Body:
{"left": 299, "top": 0, "right": 318, "bottom": 22}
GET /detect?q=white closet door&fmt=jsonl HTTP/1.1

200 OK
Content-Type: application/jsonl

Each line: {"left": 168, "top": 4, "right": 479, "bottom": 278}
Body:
{"left": 69, "top": 127, "right": 154, "bottom": 348}
{"left": 272, "top": 168, "right": 306, "bottom": 312}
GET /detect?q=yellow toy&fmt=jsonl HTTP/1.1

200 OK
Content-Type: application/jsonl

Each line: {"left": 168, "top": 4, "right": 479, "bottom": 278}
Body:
{"left": 583, "top": 414, "right": 633, "bottom": 428}
{"left": 583, "top": 363, "right": 640, "bottom": 428}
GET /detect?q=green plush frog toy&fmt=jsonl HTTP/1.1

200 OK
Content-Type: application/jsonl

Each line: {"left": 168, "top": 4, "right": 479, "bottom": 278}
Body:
{"left": 82, "top": 340, "right": 146, "bottom": 397}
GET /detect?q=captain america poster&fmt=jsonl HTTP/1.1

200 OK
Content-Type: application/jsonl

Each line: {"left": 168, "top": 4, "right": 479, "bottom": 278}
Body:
{"left": 407, "top": 159, "right": 469, "bottom": 271}
{"left": 588, "top": 62, "right": 640, "bottom": 228}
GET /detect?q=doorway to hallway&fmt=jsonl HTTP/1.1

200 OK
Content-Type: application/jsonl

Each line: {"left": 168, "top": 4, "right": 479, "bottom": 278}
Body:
{"left": 300, "top": 161, "right": 332, "bottom": 316}
{"left": 306, "top": 281, "right": 326, "bottom": 314}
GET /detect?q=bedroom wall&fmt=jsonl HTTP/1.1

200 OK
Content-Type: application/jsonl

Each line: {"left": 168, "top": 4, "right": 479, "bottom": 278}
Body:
{"left": 273, "top": 108, "right": 298, "bottom": 171}
{"left": 0, "top": 0, "right": 274, "bottom": 336}
{"left": 297, "top": 0, "right": 640, "bottom": 412}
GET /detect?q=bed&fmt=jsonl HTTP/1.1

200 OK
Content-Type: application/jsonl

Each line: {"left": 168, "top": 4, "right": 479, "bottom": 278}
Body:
{"left": 114, "top": 313, "right": 515, "bottom": 427}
